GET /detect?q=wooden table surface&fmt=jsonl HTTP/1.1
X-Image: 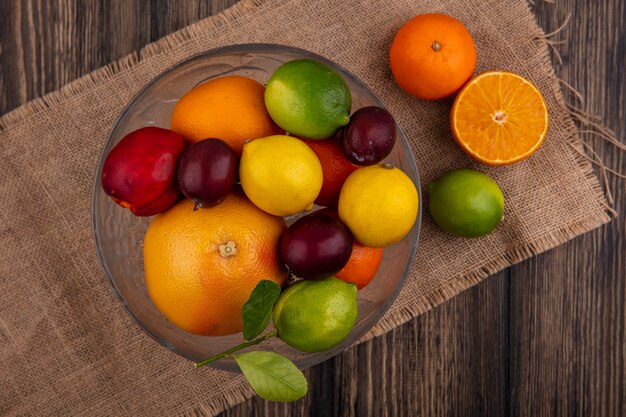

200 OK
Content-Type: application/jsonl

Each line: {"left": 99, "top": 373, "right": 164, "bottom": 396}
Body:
{"left": 1, "top": 1, "right": 624, "bottom": 416}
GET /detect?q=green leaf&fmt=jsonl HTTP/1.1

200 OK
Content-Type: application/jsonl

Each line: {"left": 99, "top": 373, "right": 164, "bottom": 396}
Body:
{"left": 242, "top": 280, "right": 281, "bottom": 340}
{"left": 233, "top": 351, "right": 308, "bottom": 402}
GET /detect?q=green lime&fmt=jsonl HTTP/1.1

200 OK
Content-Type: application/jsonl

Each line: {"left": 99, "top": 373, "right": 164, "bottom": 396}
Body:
{"left": 272, "top": 277, "right": 358, "bottom": 352}
{"left": 264, "top": 59, "right": 351, "bottom": 139}
{"left": 428, "top": 168, "right": 505, "bottom": 238}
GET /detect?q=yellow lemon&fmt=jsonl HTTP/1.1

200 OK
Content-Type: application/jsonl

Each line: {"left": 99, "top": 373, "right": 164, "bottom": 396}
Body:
{"left": 240, "top": 135, "right": 323, "bottom": 216}
{"left": 338, "top": 163, "right": 419, "bottom": 247}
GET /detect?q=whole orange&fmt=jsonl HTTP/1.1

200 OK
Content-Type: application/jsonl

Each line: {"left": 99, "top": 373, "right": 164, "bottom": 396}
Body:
{"left": 143, "top": 189, "right": 287, "bottom": 336}
{"left": 389, "top": 13, "right": 476, "bottom": 100}
{"left": 170, "top": 75, "right": 282, "bottom": 154}
{"left": 335, "top": 241, "right": 383, "bottom": 289}
{"left": 300, "top": 138, "right": 359, "bottom": 207}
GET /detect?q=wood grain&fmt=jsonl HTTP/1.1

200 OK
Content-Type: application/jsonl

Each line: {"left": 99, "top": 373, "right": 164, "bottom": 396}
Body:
{"left": 509, "top": 2, "right": 626, "bottom": 417}
{"left": 0, "top": 1, "right": 623, "bottom": 416}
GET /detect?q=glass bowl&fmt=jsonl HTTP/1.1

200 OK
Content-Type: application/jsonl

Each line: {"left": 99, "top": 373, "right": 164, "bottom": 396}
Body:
{"left": 92, "top": 44, "right": 421, "bottom": 372}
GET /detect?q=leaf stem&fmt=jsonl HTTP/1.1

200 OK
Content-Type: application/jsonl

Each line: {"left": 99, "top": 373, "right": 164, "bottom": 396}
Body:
{"left": 194, "top": 330, "right": 278, "bottom": 368}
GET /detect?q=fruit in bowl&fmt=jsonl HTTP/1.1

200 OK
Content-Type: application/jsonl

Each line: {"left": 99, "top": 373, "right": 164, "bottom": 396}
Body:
{"left": 176, "top": 138, "right": 239, "bottom": 208}
{"left": 143, "top": 191, "right": 287, "bottom": 336}
{"left": 101, "top": 127, "right": 185, "bottom": 216}
{"left": 278, "top": 210, "right": 354, "bottom": 280}
{"left": 92, "top": 44, "right": 421, "bottom": 401}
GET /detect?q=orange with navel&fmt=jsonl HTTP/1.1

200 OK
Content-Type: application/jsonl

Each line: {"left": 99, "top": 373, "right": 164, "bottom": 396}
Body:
{"left": 170, "top": 75, "right": 282, "bottom": 154}
{"left": 450, "top": 71, "right": 549, "bottom": 165}
{"left": 143, "top": 190, "right": 287, "bottom": 336}
{"left": 389, "top": 13, "right": 476, "bottom": 100}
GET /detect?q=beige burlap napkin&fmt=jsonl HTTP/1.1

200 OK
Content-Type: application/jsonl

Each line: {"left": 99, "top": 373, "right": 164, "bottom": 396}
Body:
{"left": 0, "top": 0, "right": 613, "bottom": 415}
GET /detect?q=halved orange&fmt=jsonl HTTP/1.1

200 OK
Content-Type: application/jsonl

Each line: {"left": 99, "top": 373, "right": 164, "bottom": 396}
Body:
{"left": 450, "top": 71, "right": 549, "bottom": 166}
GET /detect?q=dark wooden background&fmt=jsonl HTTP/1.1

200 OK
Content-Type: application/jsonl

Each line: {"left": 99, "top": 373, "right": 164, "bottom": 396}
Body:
{"left": 1, "top": 1, "right": 624, "bottom": 416}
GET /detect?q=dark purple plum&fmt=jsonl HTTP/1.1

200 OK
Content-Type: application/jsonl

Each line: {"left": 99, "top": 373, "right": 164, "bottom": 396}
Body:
{"left": 338, "top": 106, "right": 396, "bottom": 165}
{"left": 279, "top": 212, "right": 353, "bottom": 280}
{"left": 177, "top": 139, "right": 238, "bottom": 208}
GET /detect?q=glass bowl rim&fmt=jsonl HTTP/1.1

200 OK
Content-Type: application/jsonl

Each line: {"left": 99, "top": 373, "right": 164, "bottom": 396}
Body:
{"left": 91, "top": 42, "right": 422, "bottom": 370}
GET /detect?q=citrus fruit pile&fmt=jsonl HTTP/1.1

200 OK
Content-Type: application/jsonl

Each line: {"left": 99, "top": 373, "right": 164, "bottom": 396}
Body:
{"left": 389, "top": 12, "right": 549, "bottom": 237}
{"left": 98, "top": 10, "right": 553, "bottom": 403}
{"left": 101, "top": 58, "right": 419, "bottom": 353}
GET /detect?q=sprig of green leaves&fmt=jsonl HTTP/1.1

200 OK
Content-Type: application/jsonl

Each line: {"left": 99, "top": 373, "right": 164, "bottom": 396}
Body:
{"left": 234, "top": 351, "right": 307, "bottom": 401}
{"left": 195, "top": 280, "right": 308, "bottom": 402}
{"left": 242, "top": 280, "right": 281, "bottom": 340}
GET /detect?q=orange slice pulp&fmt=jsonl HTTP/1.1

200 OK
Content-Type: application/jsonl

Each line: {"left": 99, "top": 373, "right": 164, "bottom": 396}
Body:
{"left": 450, "top": 71, "right": 549, "bottom": 166}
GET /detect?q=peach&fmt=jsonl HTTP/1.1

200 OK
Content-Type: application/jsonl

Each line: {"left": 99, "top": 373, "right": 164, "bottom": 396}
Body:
{"left": 101, "top": 127, "right": 186, "bottom": 216}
